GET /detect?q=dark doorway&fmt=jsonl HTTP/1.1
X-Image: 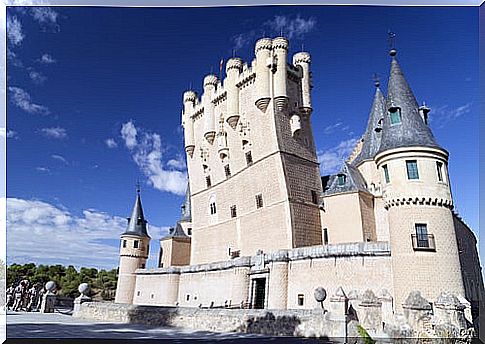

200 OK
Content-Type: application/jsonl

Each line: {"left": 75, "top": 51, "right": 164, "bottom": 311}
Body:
{"left": 252, "top": 278, "right": 266, "bottom": 309}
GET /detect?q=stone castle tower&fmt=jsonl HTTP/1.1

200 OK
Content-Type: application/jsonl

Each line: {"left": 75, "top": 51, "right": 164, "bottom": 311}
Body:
{"left": 182, "top": 37, "right": 322, "bottom": 264}
{"left": 114, "top": 189, "right": 151, "bottom": 304}
{"left": 348, "top": 48, "right": 465, "bottom": 310}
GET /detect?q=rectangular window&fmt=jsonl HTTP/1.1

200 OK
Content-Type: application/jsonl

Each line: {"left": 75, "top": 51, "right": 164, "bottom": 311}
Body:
{"left": 133, "top": 240, "right": 139, "bottom": 248}
{"left": 122, "top": 240, "right": 127, "bottom": 248}
{"left": 415, "top": 223, "right": 429, "bottom": 248}
{"left": 141, "top": 263, "right": 146, "bottom": 269}
{"left": 436, "top": 161, "right": 444, "bottom": 182}
{"left": 206, "top": 176, "right": 212, "bottom": 188}
{"left": 210, "top": 202, "right": 217, "bottom": 215}
{"left": 186, "top": 294, "right": 190, "bottom": 301}
{"left": 230, "top": 205, "right": 237, "bottom": 218}
{"left": 188, "top": 228, "right": 192, "bottom": 235}
{"left": 383, "top": 164, "right": 390, "bottom": 183}
{"left": 323, "top": 228, "right": 329, "bottom": 245}
{"left": 337, "top": 174, "right": 346, "bottom": 186}
{"left": 297, "top": 294, "right": 304, "bottom": 306}
{"left": 137, "top": 291, "right": 141, "bottom": 296}
{"left": 406, "top": 160, "right": 419, "bottom": 180}
{"left": 255, "top": 194, "right": 264, "bottom": 209}
{"left": 224, "top": 165, "right": 231, "bottom": 178}
{"left": 389, "top": 108, "right": 401, "bottom": 125}
{"left": 245, "top": 151, "right": 253, "bottom": 165}
{"left": 311, "top": 190, "right": 319, "bottom": 205}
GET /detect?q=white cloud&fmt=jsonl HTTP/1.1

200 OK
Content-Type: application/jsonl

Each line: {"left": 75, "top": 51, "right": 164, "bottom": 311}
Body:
{"left": 39, "top": 53, "right": 56, "bottom": 64}
{"left": 317, "top": 138, "right": 359, "bottom": 176}
{"left": 29, "top": 70, "right": 47, "bottom": 85}
{"left": 35, "top": 166, "right": 50, "bottom": 173}
{"left": 264, "top": 15, "right": 317, "bottom": 40}
{"left": 232, "top": 31, "right": 256, "bottom": 51}
{"left": 40, "top": 127, "right": 67, "bottom": 139}
{"left": 7, "top": 16, "right": 24, "bottom": 46}
{"left": 6, "top": 197, "right": 165, "bottom": 269}
{"left": 121, "top": 121, "right": 187, "bottom": 196}
{"left": 7, "top": 49, "right": 23, "bottom": 67}
{"left": 431, "top": 103, "right": 473, "bottom": 127}
{"left": 167, "top": 155, "right": 186, "bottom": 170}
{"left": 51, "top": 154, "right": 68, "bottom": 165}
{"left": 30, "top": 7, "right": 59, "bottom": 31}
{"left": 8, "top": 86, "right": 50, "bottom": 115}
{"left": 105, "top": 138, "right": 118, "bottom": 149}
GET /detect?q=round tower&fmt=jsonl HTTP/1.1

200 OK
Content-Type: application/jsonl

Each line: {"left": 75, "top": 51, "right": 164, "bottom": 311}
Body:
{"left": 292, "top": 51, "right": 312, "bottom": 115}
{"left": 254, "top": 37, "right": 272, "bottom": 113}
{"left": 203, "top": 74, "right": 218, "bottom": 144}
{"left": 272, "top": 37, "right": 289, "bottom": 112}
{"left": 115, "top": 189, "right": 151, "bottom": 304}
{"left": 183, "top": 90, "right": 197, "bottom": 157}
{"left": 225, "top": 57, "right": 243, "bottom": 129}
{"left": 376, "top": 50, "right": 465, "bottom": 311}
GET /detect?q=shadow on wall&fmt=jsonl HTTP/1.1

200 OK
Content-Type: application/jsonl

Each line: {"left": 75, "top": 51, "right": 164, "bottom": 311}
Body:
{"left": 126, "top": 305, "right": 178, "bottom": 327}
{"left": 235, "top": 312, "right": 303, "bottom": 336}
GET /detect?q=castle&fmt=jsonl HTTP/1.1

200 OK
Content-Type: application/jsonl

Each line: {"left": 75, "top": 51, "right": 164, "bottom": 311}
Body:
{"left": 114, "top": 37, "right": 483, "bottom": 324}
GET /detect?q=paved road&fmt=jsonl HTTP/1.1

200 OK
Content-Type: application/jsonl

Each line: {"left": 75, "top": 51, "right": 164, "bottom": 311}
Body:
{"left": 6, "top": 311, "right": 330, "bottom": 343}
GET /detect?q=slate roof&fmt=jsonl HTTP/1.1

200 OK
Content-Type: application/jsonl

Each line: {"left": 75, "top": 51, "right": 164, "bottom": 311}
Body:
{"left": 180, "top": 181, "right": 191, "bottom": 222}
{"left": 166, "top": 222, "right": 189, "bottom": 238}
{"left": 323, "top": 162, "right": 368, "bottom": 196}
{"left": 352, "top": 86, "right": 386, "bottom": 166}
{"left": 122, "top": 192, "right": 150, "bottom": 238}
{"left": 377, "top": 55, "right": 443, "bottom": 154}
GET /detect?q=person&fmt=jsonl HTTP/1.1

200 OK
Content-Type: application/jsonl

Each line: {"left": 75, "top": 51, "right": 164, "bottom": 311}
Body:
{"left": 6, "top": 285, "right": 14, "bottom": 310}
{"left": 12, "top": 282, "right": 25, "bottom": 311}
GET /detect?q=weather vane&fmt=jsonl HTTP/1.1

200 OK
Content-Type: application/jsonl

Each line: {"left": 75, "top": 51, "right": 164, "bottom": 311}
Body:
{"left": 373, "top": 73, "right": 380, "bottom": 88}
{"left": 136, "top": 180, "right": 141, "bottom": 194}
{"left": 388, "top": 31, "right": 397, "bottom": 55}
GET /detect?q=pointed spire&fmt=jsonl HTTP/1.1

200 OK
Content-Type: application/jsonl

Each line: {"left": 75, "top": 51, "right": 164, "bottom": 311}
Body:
{"left": 377, "top": 54, "right": 442, "bottom": 154}
{"left": 122, "top": 187, "right": 149, "bottom": 238}
{"left": 353, "top": 81, "right": 386, "bottom": 166}
{"left": 180, "top": 180, "right": 191, "bottom": 222}
{"left": 323, "top": 162, "right": 368, "bottom": 196}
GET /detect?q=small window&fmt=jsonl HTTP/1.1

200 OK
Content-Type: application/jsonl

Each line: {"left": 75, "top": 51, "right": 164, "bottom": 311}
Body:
{"left": 206, "top": 176, "right": 212, "bottom": 188}
{"left": 255, "top": 194, "right": 264, "bottom": 209}
{"left": 146, "top": 245, "right": 149, "bottom": 255}
{"left": 246, "top": 151, "right": 253, "bottom": 165}
{"left": 141, "top": 263, "right": 145, "bottom": 269}
{"left": 230, "top": 205, "right": 237, "bottom": 218}
{"left": 406, "top": 160, "right": 419, "bottom": 180}
{"left": 210, "top": 202, "right": 217, "bottom": 215}
{"left": 186, "top": 294, "right": 190, "bottom": 301}
{"left": 337, "top": 174, "right": 346, "bottom": 186}
{"left": 389, "top": 107, "right": 401, "bottom": 125}
{"left": 187, "top": 228, "right": 192, "bottom": 235}
{"left": 224, "top": 165, "right": 231, "bottom": 178}
{"left": 298, "top": 294, "right": 304, "bottom": 306}
{"left": 323, "top": 228, "right": 329, "bottom": 245}
{"left": 122, "top": 240, "right": 127, "bottom": 248}
{"left": 137, "top": 291, "right": 141, "bottom": 296}
{"left": 150, "top": 294, "right": 154, "bottom": 299}
{"left": 383, "top": 165, "right": 390, "bottom": 183}
{"left": 311, "top": 190, "right": 319, "bottom": 205}
{"left": 415, "top": 223, "right": 429, "bottom": 248}
{"left": 436, "top": 161, "right": 444, "bottom": 182}
{"left": 133, "top": 240, "right": 139, "bottom": 249}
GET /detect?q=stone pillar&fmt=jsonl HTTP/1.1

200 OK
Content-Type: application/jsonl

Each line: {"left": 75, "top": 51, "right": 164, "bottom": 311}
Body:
{"left": 377, "top": 289, "right": 394, "bottom": 326}
{"left": 267, "top": 253, "right": 288, "bottom": 309}
{"left": 402, "top": 291, "right": 432, "bottom": 331}
{"left": 358, "top": 290, "right": 383, "bottom": 335}
{"left": 40, "top": 294, "right": 56, "bottom": 313}
{"left": 434, "top": 292, "right": 468, "bottom": 330}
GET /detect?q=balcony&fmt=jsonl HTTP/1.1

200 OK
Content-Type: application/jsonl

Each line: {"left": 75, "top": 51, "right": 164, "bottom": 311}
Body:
{"left": 411, "top": 234, "right": 436, "bottom": 251}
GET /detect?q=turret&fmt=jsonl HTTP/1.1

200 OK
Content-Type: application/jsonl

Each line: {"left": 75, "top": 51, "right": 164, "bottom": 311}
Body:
{"left": 375, "top": 49, "right": 464, "bottom": 311}
{"left": 183, "top": 90, "right": 197, "bottom": 158}
{"left": 418, "top": 102, "right": 430, "bottom": 125}
{"left": 272, "top": 37, "right": 289, "bottom": 112}
{"left": 292, "top": 51, "right": 312, "bottom": 115}
{"left": 203, "top": 74, "right": 218, "bottom": 144}
{"left": 115, "top": 188, "right": 151, "bottom": 304}
{"left": 225, "top": 58, "right": 243, "bottom": 129}
{"left": 254, "top": 37, "right": 272, "bottom": 113}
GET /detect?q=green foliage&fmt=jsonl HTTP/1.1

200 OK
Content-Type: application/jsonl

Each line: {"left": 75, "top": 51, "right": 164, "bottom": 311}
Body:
{"left": 357, "top": 325, "right": 376, "bottom": 344}
{"left": 7, "top": 263, "right": 118, "bottom": 300}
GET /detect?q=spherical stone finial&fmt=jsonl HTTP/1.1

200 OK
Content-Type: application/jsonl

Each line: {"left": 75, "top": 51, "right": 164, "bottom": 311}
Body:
{"left": 203, "top": 74, "right": 218, "bottom": 88}
{"left": 78, "top": 283, "right": 90, "bottom": 295}
{"left": 226, "top": 57, "right": 243, "bottom": 73}
{"left": 374, "top": 80, "right": 380, "bottom": 88}
{"left": 293, "top": 52, "right": 311, "bottom": 65}
{"left": 255, "top": 37, "right": 273, "bottom": 54}
{"left": 45, "top": 281, "right": 56, "bottom": 292}
{"left": 389, "top": 48, "right": 397, "bottom": 57}
{"left": 183, "top": 90, "right": 197, "bottom": 103}
{"left": 314, "top": 287, "right": 327, "bottom": 303}
{"left": 272, "top": 36, "right": 289, "bottom": 51}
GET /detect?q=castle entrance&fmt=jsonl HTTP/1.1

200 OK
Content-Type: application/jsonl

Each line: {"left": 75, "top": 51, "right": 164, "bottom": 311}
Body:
{"left": 252, "top": 278, "right": 266, "bottom": 309}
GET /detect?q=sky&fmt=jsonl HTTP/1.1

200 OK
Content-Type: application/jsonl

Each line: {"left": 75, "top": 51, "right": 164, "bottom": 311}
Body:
{"left": 4, "top": 6, "right": 479, "bottom": 270}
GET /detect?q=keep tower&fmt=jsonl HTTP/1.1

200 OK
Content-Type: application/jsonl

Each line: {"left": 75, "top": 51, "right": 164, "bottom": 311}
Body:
{"left": 114, "top": 188, "right": 151, "bottom": 304}
{"left": 375, "top": 49, "right": 465, "bottom": 310}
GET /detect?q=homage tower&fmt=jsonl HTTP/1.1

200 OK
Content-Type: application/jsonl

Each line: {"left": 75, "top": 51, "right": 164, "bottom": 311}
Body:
{"left": 182, "top": 37, "right": 323, "bottom": 264}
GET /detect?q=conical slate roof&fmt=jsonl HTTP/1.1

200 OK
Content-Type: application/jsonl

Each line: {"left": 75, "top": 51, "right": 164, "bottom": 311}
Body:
{"left": 180, "top": 181, "right": 191, "bottom": 222}
{"left": 323, "top": 162, "right": 368, "bottom": 196}
{"left": 377, "top": 54, "right": 442, "bottom": 154}
{"left": 352, "top": 86, "right": 386, "bottom": 166}
{"left": 122, "top": 191, "right": 150, "bottom": 238}
{"left": 166, "top": 223, "right": 189, "bottom": 238}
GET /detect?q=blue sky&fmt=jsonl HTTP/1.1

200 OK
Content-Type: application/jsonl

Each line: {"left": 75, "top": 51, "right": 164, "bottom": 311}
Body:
{"left": 5, "top": 6, "right": 479, "bottom": 269}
